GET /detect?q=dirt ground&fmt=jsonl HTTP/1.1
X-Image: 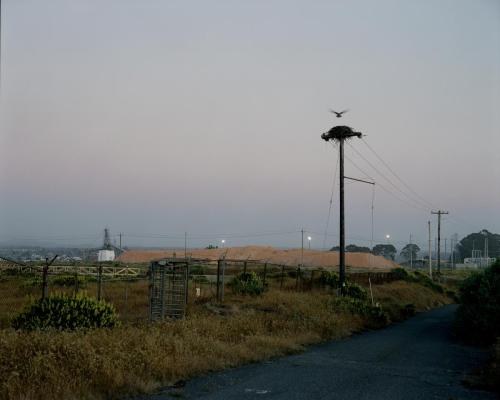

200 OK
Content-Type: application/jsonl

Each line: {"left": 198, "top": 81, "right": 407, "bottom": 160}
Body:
{"left": 118, "top": 246, "right": 399, "bottom": 270}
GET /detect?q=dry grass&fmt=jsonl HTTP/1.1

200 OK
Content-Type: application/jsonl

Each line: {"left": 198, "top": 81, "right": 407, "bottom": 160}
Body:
{"left": 371, "top": 281, "right": 450, "bottom": 321}
{"left": 0, "top": 280, "right": 451, "bottom": 400}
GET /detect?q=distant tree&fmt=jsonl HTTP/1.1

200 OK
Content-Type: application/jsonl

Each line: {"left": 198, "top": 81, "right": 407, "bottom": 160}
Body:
{"left": 205, "top": 245, "right": 219, "bottom": 250}
{"left": 400, "top": 243, "right": 420, "bottom": 262}
{"left": 346, "top": 244, "right": 371, "bottom": 253}
{"left": 457, "top": 230, "right": 500, "bottom": 261}
{"left": 372, "top": 244, "right": 397, "bottom": 260}
{"left": 330, "top": 244, "right": 371, "bottom": 253}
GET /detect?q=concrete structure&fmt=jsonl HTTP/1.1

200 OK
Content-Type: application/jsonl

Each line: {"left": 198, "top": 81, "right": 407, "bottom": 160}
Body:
{"left": 97, "top": 249, "right": 115, "bottom": 262}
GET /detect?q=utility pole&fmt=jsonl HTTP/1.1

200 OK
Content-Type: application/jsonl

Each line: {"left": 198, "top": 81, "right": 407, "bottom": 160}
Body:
{"left": 322, "top": 125, "right": 362, "bottom": 295}
{"left": 444, "top": 238, "right": 447, "bottom": 267}
{"left": 409, "top": 233, "right": 413, "bottom": 269}
{"left": 301, "top": 228, "right": 304, "bottom": 267}
{"left": 184, "top": 232, "right": 187, "bottom": 259}
{"left": 119, "top": 233, "right": 122, "bottom": 249}
{"left": 428, "top": 221, "right": 432, "bottom": 278}
{"left": 431, "top": 210, "right": 449, "bottom": 275}
{"left": 450, "top": 235, "right": 456, "bottom": 270}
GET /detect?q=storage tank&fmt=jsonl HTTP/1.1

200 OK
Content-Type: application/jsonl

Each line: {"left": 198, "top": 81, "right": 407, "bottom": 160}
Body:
{"left": 97, "top": 249, "right": 115, "bottom": 262}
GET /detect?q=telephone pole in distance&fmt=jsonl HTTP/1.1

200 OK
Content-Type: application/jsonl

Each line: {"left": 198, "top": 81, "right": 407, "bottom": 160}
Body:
{"left": 431, "top": 210, "right": 449, "bottom": 274}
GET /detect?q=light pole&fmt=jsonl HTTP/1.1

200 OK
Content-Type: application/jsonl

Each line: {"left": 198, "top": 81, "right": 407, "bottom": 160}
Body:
{"left": 385, "top": 234, "right": 390, "bottom": 243}
{"left": 307, "top": 236, "right": 312, "bottom": 250}
{"left": 221, "top": 239, "right": 225, "bottom": 248}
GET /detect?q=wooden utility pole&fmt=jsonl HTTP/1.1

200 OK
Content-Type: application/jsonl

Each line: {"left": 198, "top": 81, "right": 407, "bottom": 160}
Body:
{"left": 428, "top": 221, "right": 432, "bottom": 278}
{"left": 409, "top": 233, "right": 413, "bottom": 269}
{"left": 184, "top": 232, "right": 187, "bottom": 259}
{"left": 322, "top": 125, "right": 362, "bottom": 295}
{"left": 431, "top": 210, "right": 449, "bottom": 274}
{"left": 301, "top": 229, "right": 304, "bottom": 267}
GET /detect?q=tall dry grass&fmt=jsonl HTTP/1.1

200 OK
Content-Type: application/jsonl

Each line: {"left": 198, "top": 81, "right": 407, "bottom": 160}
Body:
{"left": 0, "top": 281, "right": 450, "bottom": 400}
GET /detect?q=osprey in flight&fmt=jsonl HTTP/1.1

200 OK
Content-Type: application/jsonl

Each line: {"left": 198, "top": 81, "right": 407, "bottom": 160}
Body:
{"left": 330, "top": 109, "right": 349, "bottom": 118}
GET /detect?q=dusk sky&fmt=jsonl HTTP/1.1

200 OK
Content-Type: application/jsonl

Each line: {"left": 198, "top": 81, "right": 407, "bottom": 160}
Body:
{"left": 1, "top": 0, "right": 499, "bottom": 250}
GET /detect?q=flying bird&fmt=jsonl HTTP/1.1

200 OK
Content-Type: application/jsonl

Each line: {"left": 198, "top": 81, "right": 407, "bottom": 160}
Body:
{"left": 330, "top": 109, "right": 349, "bottom": 118}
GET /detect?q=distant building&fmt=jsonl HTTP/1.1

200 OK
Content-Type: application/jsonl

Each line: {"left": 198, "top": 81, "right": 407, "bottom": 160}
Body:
{"left": 97, "top": 249, "right": 115, "bottom": 262}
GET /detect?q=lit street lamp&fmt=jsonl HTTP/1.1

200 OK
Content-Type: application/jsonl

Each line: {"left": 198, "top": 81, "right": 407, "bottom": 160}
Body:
{"left": 385, "top": 234, "right": 391, "bottom": 243}
{"left": 307, "top": 236, "right": 312, "bottom": 249}
{"left": 221, "top": 239, "right": 226, "bottom": 248}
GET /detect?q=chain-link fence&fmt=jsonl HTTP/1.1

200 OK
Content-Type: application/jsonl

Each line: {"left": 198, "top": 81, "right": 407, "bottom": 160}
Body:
{"left": 0, "top": 259, "right": 401, "bottom": 328}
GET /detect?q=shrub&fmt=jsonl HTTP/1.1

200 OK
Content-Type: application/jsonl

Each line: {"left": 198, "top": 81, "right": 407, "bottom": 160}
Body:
{"left": 412, "top": 270, "right": 445, "bottom": 293}
{"left": 319, "top": 271, "right": 339, "bottom": 288}
{"left": 400, "top": 303, "right": 416, "bottom": 319}
{"left": 12, "top": 294, "right": 120, "bottom": 331}
{"left": 229, "top": 272, "right": 265, "bottom": 296}
{"left": 455, "top": 261, "right": 500, "bottom": 344}
{"left": 344, "top": 282, "right": 368, "bottom": 300}
{"left": 51, "top": 275, "right": 87, "bottom": 287}
{"left": 332, "top": 297, "right": 389, "bottom": 328}
{"left": 391, "top": 267, "right": 410, "bottom": 281}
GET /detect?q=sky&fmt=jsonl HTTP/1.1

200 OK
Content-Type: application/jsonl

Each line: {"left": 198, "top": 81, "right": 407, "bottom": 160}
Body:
{"left": 0, "top": 0, "right": 499, "bottom": 250}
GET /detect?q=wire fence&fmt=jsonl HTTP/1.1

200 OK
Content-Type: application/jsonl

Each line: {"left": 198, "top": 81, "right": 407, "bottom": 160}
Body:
{"left": 0, "top": 259, "right": 404, "bottom": 328}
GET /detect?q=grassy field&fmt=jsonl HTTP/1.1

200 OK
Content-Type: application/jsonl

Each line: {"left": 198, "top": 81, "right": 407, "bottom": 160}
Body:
{"left": 0, "top": 271, "right": 453, "bottom": 400}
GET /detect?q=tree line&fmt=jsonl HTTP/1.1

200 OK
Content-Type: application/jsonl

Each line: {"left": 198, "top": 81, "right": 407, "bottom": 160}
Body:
{"left": 330, "top": 229, "right": 499, "bottom": 262}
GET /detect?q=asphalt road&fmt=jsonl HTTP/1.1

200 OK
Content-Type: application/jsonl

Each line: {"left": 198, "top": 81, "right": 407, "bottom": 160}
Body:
{"left": 146, "top": 305, "right": 495, "bottom": 400}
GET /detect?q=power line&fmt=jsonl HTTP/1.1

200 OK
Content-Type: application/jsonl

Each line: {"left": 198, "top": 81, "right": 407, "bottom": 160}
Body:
{"left": 361, "top": 138, "right": 436, "bottom": 210}
{"left": 342, "top": 149, "right": 429, "bottom": 214}
{"left": 346, "top": 141, "right": 432, "bottom": 211}
{"left": 322, "top": 143, "right": 340, "bottom": 250}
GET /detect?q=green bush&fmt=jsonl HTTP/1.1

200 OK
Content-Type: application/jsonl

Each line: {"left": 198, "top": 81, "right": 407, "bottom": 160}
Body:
{"left": 391, "top": 267, "right": 410, "bottom": 281}
{"left": 400, "top": 303, "right": 416, "bottom": 319}
{"left": 320, "top": 271, "right": 339, "bottom": 288}
{"left": 332, "top": 297, "right": 389, "bottom": 327}
{"left": 229, "top": 272, "right": 265, "bottom": 296}
{"left": 455, "top": 261, "right": 500, "bottom": 344}
{"left": 344, "top": 282, "right": 368, "bottom": 300}
{"left": 412, "top": 270, "right": 445, "bottom": 293}
{"left": 51, "top": 275, "right": 87, "bottom": 287}
{"left": 12, "top": 294, "right": 120, "bottom": 331}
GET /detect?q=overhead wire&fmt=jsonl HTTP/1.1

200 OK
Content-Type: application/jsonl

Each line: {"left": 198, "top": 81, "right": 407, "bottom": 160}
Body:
{"left": 360, "top": 138, "right": 436, "bottom": 210}
{"left": 342, "top": 147, "right": 429, "bottom": 214}
{"left": 322, "top": 143, "right": 340, "bottom": 250}
{"left": 346, "top": 141, "right": 432, "bottom": 211}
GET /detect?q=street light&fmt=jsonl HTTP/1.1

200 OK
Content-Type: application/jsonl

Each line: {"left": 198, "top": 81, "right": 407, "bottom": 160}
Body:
{"left": 385, "top": 234, "right": 390, "bottom": 244}
{"left": 307, "top": 236, "right": 312, "bottom": 249}
{"left": 221, "top": 239, "right": 225, "bottom": 248}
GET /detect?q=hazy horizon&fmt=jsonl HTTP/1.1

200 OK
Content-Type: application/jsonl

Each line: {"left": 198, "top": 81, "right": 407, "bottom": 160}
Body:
{"left": 1, "top": 0, "right": 499, "bottom": 250}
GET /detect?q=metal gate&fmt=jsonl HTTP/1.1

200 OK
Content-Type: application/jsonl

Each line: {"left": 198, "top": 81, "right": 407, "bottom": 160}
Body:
{"left": 149, "top": 259, "right": 188, "bottom": 321}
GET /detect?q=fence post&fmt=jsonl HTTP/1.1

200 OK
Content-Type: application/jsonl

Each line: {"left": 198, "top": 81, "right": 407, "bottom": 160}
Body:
{"left": 243, "top": 261, "right": 247, "bottom": 274}
{"left": 74, "top": 265, "right": 79, "bottom": 297}
{"left": 41, "top": 258, "right": 49, "bottom": 300}
{"left": 185, "top": 260, "right": 190, "bottom": 306}
{"left": 295, "top": 267, "right": 300, "bottom": 291}
{"left": 220, "top": 260, "right": 226, "bottom": 302}
{"left": 369, "top": 277, "right": 374, "bottom": 305}
{"left": 216, "top": 260, "right": 221, "bottom": 301}
{"left": 263, "top": 263, "right": 267, "bottom": 287}
{"left": 280, "top": 265, "right": 285, "bottom": 289}
{"left": 97, "top": 264, "right": 103, "bottom": 301}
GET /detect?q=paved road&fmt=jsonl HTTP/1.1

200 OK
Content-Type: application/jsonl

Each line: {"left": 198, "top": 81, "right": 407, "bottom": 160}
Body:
{"left": 146, "top": 305, "right": 495, "bottom": 399}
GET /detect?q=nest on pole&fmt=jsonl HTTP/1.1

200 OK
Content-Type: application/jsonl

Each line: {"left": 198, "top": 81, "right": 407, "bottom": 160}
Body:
{"left": 321, "top": 125, "right": 362, "bottom": 142}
